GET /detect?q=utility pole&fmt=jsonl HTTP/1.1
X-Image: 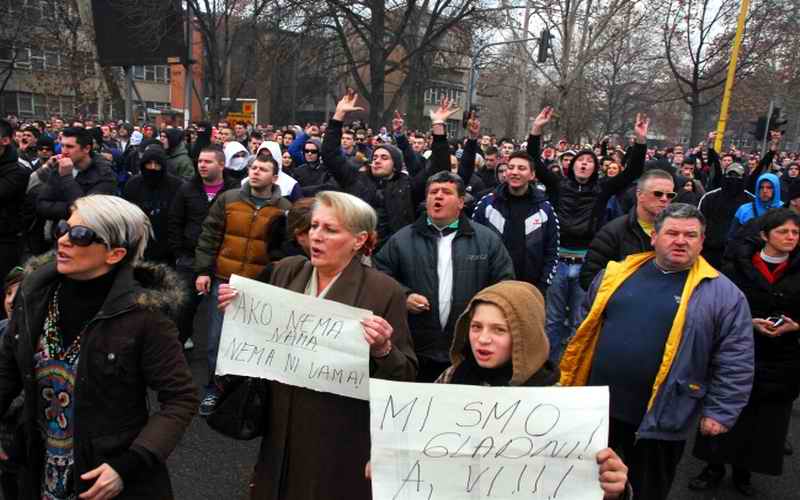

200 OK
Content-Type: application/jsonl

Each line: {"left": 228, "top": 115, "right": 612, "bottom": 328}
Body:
{"left": 517, "top": 1, "right": 532, "bottom": 140}
{"left": 713, "top": 0, "right": 751, "bottom": 151}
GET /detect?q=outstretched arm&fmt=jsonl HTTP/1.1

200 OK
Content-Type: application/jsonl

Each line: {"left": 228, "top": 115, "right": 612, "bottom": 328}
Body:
{"left": 529, "top": 107, "right": 560, "bottom": 196}
{"left": 602, "top": 113, "right": 648, "bottom": 197}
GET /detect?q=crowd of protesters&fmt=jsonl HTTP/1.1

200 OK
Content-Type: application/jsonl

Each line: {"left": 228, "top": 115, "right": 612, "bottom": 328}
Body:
{"left": 0, "top": 91, "right": 797, "bottom": 500}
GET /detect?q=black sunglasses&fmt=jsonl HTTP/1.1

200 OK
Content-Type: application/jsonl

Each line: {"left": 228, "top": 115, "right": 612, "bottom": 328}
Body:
{"left": 54, "top": 220, "right": 106, "bottom": 247}
{"left": 304, "top": 149, "right": 319, "bottom": 154}
{"left": 650, "top": 190, "right": 677, "bottom": 200}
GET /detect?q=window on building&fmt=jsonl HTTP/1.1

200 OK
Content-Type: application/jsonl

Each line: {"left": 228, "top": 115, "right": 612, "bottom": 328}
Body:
{"left": 30, "top": 48, "right": 44, "bottom": 70}
{"left": 145, "top": 66, "right": 156, "bottom": 81}
{"left": 17, "top": 92, "right": 33, "bottom": 114}
{"left": 15, "top": 47, "right": 30, "bottom": 68}
{"left": 133, "top": 65, "right": 145, "bottom": 79}
{"left": 0, "top": 41, "right": 12, "bottom": 62}
{"left": 33, "top": 94, "right": 47, "bottom": 117}
{"left": 45, "top": 50, "right": 59, "bottom": 69}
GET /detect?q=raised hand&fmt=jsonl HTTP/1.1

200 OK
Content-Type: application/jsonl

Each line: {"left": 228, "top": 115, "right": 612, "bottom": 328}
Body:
{"left": 333, "top": 90, "right": 364, "bottom": 121}
{"left": 466, "top": 112, "right": 480, "bottom": 139}
{"left": 392, "top": 110, "right": 404, "bottom": 134}
{"left": 429, "top": 96, "right": 461, "bottom": 124}
{"left": 531, "top": 107, "right": 554, "bottom": 135}
{"left": 634, "top": 113, "right": 650, "bottom": 144}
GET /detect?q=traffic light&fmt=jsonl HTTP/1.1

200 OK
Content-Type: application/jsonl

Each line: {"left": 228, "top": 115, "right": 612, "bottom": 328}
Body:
{"left": 537, "top": 29, "right": 550, "bottom": 64}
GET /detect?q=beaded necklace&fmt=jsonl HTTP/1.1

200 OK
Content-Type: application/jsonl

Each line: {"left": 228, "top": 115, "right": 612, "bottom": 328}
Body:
{"left": 42, "top": 285, "right": 82, "bottom": 364}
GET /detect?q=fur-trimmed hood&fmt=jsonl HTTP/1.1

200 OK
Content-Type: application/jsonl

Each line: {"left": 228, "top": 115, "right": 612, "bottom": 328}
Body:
{"left": 23, "top": 252, "right": 186, "bottom": 319}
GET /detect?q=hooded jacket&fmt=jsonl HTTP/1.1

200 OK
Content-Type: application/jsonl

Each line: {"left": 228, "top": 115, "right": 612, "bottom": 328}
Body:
{"left": 374, "top": 214, "right": 515, "bottom": 363}
{"left": 322, "top": 119, "right": 449, "bottom": 247}
{"left": 698, "top": 178, "right": 753, "bottom": 269}
{"left": 530, "top": 135, "right": 646, "bottom": 249}
{"left": 255, "top": 141, "right": 302, "bottom": 201}
{"left": 291, "top": 137, "right": 340, "bottom": 197}
{"left": 123, "top": 150, "right": 184, "bottom": 263}
{"left": 472, "top": 182, "right": 559, "bottom": 292}
{"left": 436, "top": 281, "right": 558, "bottom": 386}
{"left": 0, "top": 255, "right": 198, "bottom": 499}
{"left": 0, "top": 144, "right": 31, "bottom": 242}
{"left": 194, "top": 182, "right": 291, "bottom": 279}
{"left": 223, "top": 141, "right": 249, "bottom": 183}
{"left": 729, "top": 173, "right": 782, "bottom": 239}
{"left": 163, "top": 129, "right": 194, "bottom": 180}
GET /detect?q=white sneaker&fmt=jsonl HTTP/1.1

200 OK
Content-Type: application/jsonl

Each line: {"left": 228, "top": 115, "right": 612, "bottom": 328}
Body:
{"left": 183, "top": 338, "right": 195, "bottom": 350}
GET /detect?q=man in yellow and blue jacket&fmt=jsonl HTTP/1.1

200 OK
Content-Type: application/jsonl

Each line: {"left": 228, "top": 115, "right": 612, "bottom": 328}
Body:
{"left": 560, "top": 203, "right": 754, "bottom": 500}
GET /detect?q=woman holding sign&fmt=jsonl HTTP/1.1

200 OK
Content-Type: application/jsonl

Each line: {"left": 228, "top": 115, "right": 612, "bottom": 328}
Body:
{"left": 0, "top": 195, "right": 198, "bottom": 500}
{"left": 434, "top": 281, "right": 632, "bottom": 499}
{"left": 218, "top": 190, "right": 417, "bottom": 500}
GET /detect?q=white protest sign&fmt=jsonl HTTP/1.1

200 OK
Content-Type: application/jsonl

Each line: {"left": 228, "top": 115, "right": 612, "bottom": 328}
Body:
{"left": 370, "top": 380, "right": 609, "bottom": 500}
{"left": 216, "top": 274, "right": 372, "bottom": 400}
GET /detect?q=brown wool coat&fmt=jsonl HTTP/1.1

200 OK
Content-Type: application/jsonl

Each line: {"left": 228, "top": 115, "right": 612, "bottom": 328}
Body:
{"left": 249, "top": 256, "right": 418, "bottom": 500}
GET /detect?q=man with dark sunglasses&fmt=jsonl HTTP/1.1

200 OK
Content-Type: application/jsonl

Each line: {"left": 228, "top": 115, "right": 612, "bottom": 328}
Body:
{"left": 581, "top": 169, "right": 675, "bottom": 289}
{"left": 0, "top": 119, "right": 31, "bottom": 320}
{"left": 290, "top": 138, "right": 338, "bottom": 197}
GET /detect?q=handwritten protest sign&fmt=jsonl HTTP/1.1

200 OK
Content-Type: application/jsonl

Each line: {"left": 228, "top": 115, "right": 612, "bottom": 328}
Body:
{"left": 216, "top": 274, "right": 372, "bottom": 400}
{"left": 370, "top": 380, "right": 609, "bottom": 500}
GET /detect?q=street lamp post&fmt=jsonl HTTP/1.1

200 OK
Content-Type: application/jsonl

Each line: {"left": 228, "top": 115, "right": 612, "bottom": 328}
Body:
{"left": 465, "top": 36, "right": 540, "bottom": 116}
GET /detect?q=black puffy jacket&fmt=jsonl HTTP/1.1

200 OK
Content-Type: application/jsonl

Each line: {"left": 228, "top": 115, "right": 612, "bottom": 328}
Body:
{"left": 322, "top": 119, "right": 448, "bottom": 247}
{"left": 530, "top": 135, "right": 645, "bottom": 249}
{"left": 579, "top": 208, "right": 652, "bottom": 290}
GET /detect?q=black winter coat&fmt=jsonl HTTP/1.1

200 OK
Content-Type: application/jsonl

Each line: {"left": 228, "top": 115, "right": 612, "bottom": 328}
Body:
{"left": 530, "top": 135, "right": 646, "bottom": 249}
{"left": 698, "top": 186, "right": 753, "bottom": 269}
{"left": 167, "top": 175, "right": 240, "bottom": 260}
{"left": 0, "top": 145, "right": 31, "bottom": 242}
{"left": 722, "top": 237, "right": 800, "bottom": 402}
{"left": 0, "top": 256, "right": 198, "bottom": 499}
{"left": 579, "top": 208, "right": 652, "bottom": 290}
{"left": 36, "top": 154, "right": 116, "bottom": 221}
{"left": 123, "top": 173, "right": 185, "bottom": 263}
{"left": 373, "top": 214, "right": 515, "bottom": 363}
{"left": 322, "top": 119, "right": 449, "bottom": 247}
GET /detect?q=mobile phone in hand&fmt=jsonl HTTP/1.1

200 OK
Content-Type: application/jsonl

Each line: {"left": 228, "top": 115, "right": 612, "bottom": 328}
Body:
{"left": 766, "top": 316, "right": 785, "bottom": 327}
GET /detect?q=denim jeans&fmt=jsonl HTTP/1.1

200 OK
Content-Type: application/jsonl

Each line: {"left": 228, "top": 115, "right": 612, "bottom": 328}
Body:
{"left": 206, "top": 277, "right": 225, "bottom": 387}
{"left": 545, "top": 261, "right": 586, "bottom": 364}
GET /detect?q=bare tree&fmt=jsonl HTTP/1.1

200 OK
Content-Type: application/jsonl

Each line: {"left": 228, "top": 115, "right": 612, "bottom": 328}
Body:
{"left": 660, "top": 0, "right": 784, "bottom": 144}
{"left": 318, "top": 0, "right": 481, "bottom": 126}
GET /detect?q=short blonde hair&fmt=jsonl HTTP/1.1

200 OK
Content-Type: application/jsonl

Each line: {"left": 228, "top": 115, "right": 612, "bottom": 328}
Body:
{"left": 72, "top": 195, "right": 153, "bottom": 263}
{"left": 313, "top": 191, "right": 377, "bottom": 236}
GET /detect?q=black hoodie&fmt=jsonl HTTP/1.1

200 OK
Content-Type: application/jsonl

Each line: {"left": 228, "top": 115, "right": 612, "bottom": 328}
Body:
{"left": 530, "top": 135, "right": 646, "bottom": 249}
{"left": 123, "top": 149, "right": 184, "bottom": 263}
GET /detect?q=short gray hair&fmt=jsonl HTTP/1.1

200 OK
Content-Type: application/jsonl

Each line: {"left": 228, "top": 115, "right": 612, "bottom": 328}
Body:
{"left": 72, "top": 195, "right": 153, "bottom": 263}
{"left": 654, "top": 203, "right": 706, "bottom": 234}
{"left": 313, "top": 191, "right": 377, "bottom": 236}
{"left": 637, "top": 169, "right": 674, "bottom": 192}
